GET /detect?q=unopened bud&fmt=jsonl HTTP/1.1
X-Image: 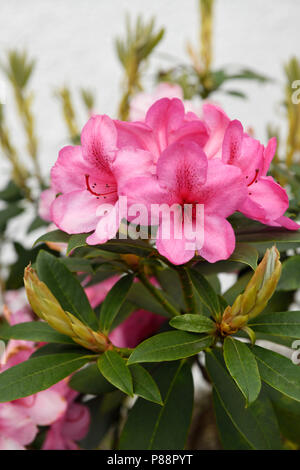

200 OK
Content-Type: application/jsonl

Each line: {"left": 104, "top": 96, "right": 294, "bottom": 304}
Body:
{"left": 24, "top": 265, "right": 109, "bottom": 352}
{"left": 219, "top": 246, "right": 281, "bottom": 336}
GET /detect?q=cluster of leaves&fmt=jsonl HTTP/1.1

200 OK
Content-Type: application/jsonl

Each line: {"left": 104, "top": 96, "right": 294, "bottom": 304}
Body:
{"left": 0, "top": 216, "right": 300, "bottom": 449}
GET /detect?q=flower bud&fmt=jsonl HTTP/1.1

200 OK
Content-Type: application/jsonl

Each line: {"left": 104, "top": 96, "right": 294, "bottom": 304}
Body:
{"left": 219, "top": 246, "right": 281, "bottom": 336}
{"left": 24, "top": 265, "right": 109, "bottom": 352}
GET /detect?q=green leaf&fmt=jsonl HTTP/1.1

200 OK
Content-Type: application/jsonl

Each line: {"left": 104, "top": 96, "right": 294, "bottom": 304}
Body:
{"left": 97, "top": 350, "right": 133, "bottom": 396}
{"left": 237, "top": 228, "right": 300, "bottom": 245}
{"left": 36, "top": 250, "right": 98, "bottom": 330}
{"left": 127, "top": 331, "right": 213, "bottom": 364}
{"left": 61, "top": 257, "right": 94, "bottom": 274}
{"left": 69, "top": 363, "right": 115, "bottom": 394}
{"left": 249, "top": 311, "right": 300, "bottom": 340}
{"left": 129, "top": 364, "right": 162, "bottom": 405}
{"left": 266, "top": 384, "right": 300, "bottom": 444}
{"left": 99, "top": 274, "right": 134, "bottom": 334}
{"left": 0, "top": 180, "right": 23, "bottom": 202}
{"left": 253, "top": 345, "right": 300, "bottom": 402}
{"left": 0, "top": 203, "right": 24, "bottom": 231}
{"left": 206, "top": 350, "right": 282, "bottom": 450}
{"left": 100, "top": 238, "right": 153, "bottom": 257}
{"left": 119, "top": 361, "right": 193, "bottom": 450}
{"left": 0, "top": 321, "right": 75, "bottom": 344}
{"left": 67, "top": 233, "right": 91, "bottom": 255}
{"left": 169, "top": 314, "right": 215, "bottom": 333}
{"left": 277, "top": 255, "right": 300, "bottom": 291}
{"left": 223, "top": 337, "right": 261, "bottom": 406}
{"left": 34, "top": 229, "right": 70, "bottom": 246}
{"left": 228, "top": 243, "right": 258, "bottom": 270}
{"left": 188, "top": 268, "right": 220, "bottom": 318}
{"left": 127, "top": 281, "right": 172, "bottom": 318}
{"left": 0, "top": 353, "right": 91, "bottom": 402}
{"left": 27, "top": 215, "right": 48, "bottom": 233}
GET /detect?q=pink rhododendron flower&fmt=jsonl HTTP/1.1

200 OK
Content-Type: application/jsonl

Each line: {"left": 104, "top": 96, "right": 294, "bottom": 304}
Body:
{"left": 129, "top": 82, "right": 201, "bottom": 121}
{"left": 51, "top": 115, "right": 154, "bottom": 244}
{"left": 202, "top": 103, "right": 299, "bottom": 230}
{"left": 42, "top": 385, "right": 90, "bottom": 450}
{"left": 122, "top": 140, "right": 246, "bottom": 264}
{"left": 48, "top": 96, "right": 298, "bottom": 266}
{"left": 0, "top": 293, "right": 90, "bottom": 450}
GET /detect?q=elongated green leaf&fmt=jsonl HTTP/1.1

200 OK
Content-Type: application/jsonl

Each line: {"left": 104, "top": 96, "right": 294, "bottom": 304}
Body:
{"left": 129, "top": 364, "right": 162, "bottom": 405}
{"left": 253, "top": 345, "right": 300, "bottom": 402}
{"left": 188, "top": 268, "right": 220, "bottom": 317}
{"left": 67, "top": 233, "right": 91, "bottom": 255}
{"left": 0, "top": 321, "right": 75, "bottom": 344}
{"left": 34, "top": 229, "right": 70, "bottom": 246}
{"left": 97, "top": 350, "right": 133, "bottom": 396}
{"left": 277, "top": 255, "right": 300, "bottom": 291}
{"left": 100, "top": 238, "right": 153, "bottom": 257}
{"left": 0, "top": 353, "right": 91, "bottom": 402}
{"left": 266, "top": 384, "right": 300, "bottom": 444}
{"left": 228, "top": 243, "right": 258, "bottom": 270}
{"left": 36, "top": 250, "right": 98, "bottom": 330}
{"left": 223, "top": 337, "right": 261, "bottom": 406}
{"left": 169, "top": 314, "right": 215, "bottom": 333}
{"left": 127, "top": 281, "right": 171, "bottom": 318}
{"left": 61, "top": 257, "right": 94, "bottom": 273}
{"left": 249, "top": 311, "right": 300, "bottom": 340}
{"left": 119, "top": 361, "right": 193, "bottom": 450}
{"left": 69, "top": 363, "right": 115, "bottom": 394}
{"left": 99, "top": 274, "right": 134, "bottom": 334}
{"left": 206, "top": 350, "right": 281, "bottom": 449}
{"left": 128, "top": 331, "right": 213, "bottom": 364}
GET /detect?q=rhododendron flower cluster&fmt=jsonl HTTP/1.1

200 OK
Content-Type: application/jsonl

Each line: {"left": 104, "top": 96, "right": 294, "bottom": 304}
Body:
{"left": 0, "top": 291, "right": 90, "bottom": 450}
{"left": 45, "top": 97, "right": 298, "bottom": 266}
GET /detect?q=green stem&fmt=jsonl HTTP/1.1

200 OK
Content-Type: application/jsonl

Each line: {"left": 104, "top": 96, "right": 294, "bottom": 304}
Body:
{"left": 138, "top": 270, "right": 180, "bottom": 318}
{"left": 176, "top": 267, "right": 197, "bottom": 314}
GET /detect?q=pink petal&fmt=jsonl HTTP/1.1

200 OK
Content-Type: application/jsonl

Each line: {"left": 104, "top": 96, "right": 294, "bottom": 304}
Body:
{"left": 156, "top": 211, "right": 195, "bottom": 265}
{"left": 222, "top": 120, "right": 243, "bottom": 165}
{"left": 197, "top": 159, "right": 246, "bottom": 217}
{"left": 51, "top": 146, "right": 89, "bottom": 193}
{"left": 85, "top": 276, "right": 120, "bottom": 309}
{"left": 38, "top": 188, "right": 57, "bottom": 222}
{"left": 262, "top": 137, "right": 277, "bottom": 176}
{"left": 86, "top": 202, "right": 120, "bottom": 245}
{"left": 25, "top": 390, "right": 67, "bottom": 426}
{"left": 60, "top": 402, "right": 90, "bottom": 441}
{"left": 81, "top": 115, "right": 117, "bottom": 170}
{"left": 112, "top": 148, "right": 155, "bottom": 188}
{"left": 156, "top": 141, "right": 208, "bottom": 199}
{"left": 202, "top": 103, "right": 230, "bottom": 159}
{"left": 269, "top": 215, "right": 300, "bottom": 230}
{"left": 109, "top": 310, "right": 166, "bottom": 348}
{"left": 0, "top": 436, "right": 25, "bottom": 450}
{"left": 145, "top": 98, "right": 185, "bottom": 152}
{"left": 0, "top": 403, "right": 37, "bottom": 446}
{"left": 199, "top": 215, "right": 236, "bottom": 262}
{"left": 51, "top": 190, "right": 100, "bottom": 233}
{"left": 241, "top": 176, "right": 289, "bottom": 222}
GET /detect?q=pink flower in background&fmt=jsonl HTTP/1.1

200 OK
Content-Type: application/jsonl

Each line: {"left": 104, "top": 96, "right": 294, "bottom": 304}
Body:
{"left": 42, "top": 385, "right": 90, "bottom": 450}
{"left": 129, "top": 82, "right": 201, "bottom": 121}
{"left": 0, "top": 294, "right": 90, "bottom": 450}
{"left": 38, "top": 187, "right": 57, "bottom": 222}
{"left": 51, "top": 115, "right": 154, "bottom": 244}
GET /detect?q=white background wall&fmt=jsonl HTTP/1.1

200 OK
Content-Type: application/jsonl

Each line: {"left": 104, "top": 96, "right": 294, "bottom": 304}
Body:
{"left": 0, "top": 0, "right": 299, "bottom": 183}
